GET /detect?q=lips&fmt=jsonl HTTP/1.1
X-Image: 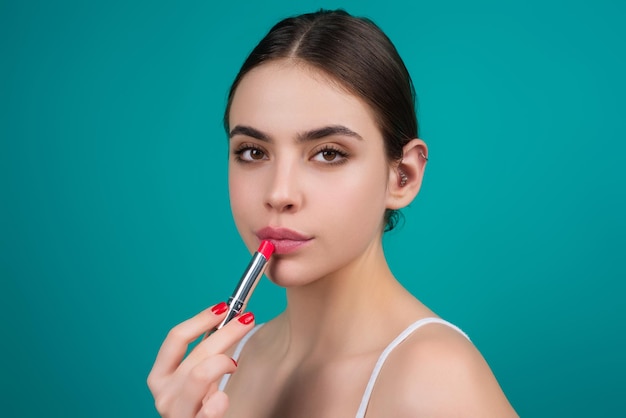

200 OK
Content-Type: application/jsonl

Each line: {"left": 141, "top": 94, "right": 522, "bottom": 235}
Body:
{"left": 256, "top": 227, "right": 313, "bottom": 255}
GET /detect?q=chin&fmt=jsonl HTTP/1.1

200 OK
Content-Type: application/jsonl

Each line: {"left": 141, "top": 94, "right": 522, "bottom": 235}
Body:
{"left": 264, "top": 259, "right": 325, "bottom": 288}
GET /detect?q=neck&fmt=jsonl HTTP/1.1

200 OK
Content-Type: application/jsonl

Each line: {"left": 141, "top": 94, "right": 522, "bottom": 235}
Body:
{"left": 270, "top": 241, "right": 423, "bottom": 361}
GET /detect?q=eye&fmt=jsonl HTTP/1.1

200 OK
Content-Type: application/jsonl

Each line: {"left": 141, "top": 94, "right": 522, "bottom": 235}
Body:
{"left": 234, "top": 144, "right": 268, "bottom": 162}
{"left": 311, "top": 146, "right": 349, "bottom": 165}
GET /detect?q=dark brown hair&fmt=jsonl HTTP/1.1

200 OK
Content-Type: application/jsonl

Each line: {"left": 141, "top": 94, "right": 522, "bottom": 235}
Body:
{"left": 224, "top": 9, "right": 419, "bottom": 231}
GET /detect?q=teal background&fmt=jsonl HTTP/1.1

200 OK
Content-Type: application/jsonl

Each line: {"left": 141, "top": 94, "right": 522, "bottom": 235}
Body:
{"left": 2, "top": 0, "right": 624, "bottom": 416}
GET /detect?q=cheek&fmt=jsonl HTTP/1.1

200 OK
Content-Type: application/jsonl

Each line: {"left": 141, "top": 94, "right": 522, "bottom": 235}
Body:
{"left": 315, "top": 163, "right": 389, "bottom": 229}
{"left": 228, "top": 172, "right": 260, "bottom": 226}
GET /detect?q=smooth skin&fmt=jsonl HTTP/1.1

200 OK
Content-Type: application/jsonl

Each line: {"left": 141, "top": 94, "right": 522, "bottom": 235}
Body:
{"left": 148, "top": 59, "right": 518, "bottom": 417}
{"left": 148, "top": 305, "right": 256, "bottom": 417}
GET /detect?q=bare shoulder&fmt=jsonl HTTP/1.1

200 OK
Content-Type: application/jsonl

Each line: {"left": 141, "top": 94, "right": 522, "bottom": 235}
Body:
{"left": 366, "top": 320, "right": 518, "bottom": 417}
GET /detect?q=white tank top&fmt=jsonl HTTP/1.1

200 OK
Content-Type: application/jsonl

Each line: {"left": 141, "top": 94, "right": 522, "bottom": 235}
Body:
{"left": 218, "top": 318, "right": 469, "bottom": 418}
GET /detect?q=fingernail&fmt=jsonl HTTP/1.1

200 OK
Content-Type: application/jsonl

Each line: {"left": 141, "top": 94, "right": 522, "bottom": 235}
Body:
{"left": 231, "top": 358, "right": 238, "bottom": 367}
{"left": 238, "top": 312, "right": 255, "bottom": 325}
{"left": 211, "top": 302, "right": 228, "bottom": 315}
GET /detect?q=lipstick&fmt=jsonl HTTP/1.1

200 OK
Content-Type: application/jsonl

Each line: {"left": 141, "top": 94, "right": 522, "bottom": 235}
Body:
{"left": 216, "top": 240, "right": 275, "bottom": 329}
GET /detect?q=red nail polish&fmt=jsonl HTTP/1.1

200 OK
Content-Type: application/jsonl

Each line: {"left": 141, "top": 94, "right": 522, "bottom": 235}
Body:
{"left": 238, "top": 312, "right": 255, "bottom": 325}
{"left": 211, "top": 302, "right": 228, "bottom": 315}
{"left": 231, "top": 358, "right": 238, "bottom": 367}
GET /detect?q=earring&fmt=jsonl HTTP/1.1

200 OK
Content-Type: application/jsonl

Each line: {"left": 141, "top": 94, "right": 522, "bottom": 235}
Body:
{"left": 399, "top": 170, "right": 408, "bottom": 187}
{"left": 420, "top": 151, "right": 428, "bottom": 161}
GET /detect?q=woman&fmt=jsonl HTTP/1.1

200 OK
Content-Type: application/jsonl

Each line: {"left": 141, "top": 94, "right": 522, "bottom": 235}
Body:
{"left": 148, "top": 9, "right": 518, "bottom": 417}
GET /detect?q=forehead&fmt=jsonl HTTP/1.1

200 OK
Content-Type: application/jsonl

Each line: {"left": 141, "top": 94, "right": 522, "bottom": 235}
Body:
{"left": 229, "top": 60, "right": 381, "bottom": 138}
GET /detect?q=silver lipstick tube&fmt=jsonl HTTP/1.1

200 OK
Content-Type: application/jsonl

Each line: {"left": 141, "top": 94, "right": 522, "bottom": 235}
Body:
{"left": 216, "top": 251, "right": 269, "bottom": 329}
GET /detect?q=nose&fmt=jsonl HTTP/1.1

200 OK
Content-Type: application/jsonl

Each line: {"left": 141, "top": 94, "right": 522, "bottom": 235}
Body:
{"left": 264, "top": 162, "right": 302, "bottom": 213}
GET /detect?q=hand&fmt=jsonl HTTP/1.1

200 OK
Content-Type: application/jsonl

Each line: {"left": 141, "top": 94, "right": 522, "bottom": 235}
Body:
{"left": 147, "top": 303, "right": 256, "bottom": 418}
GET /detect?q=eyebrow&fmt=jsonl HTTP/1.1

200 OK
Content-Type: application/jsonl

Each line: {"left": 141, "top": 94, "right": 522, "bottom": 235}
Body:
{"left": 229, "top": 125, "right": 271, "bottom": 142}
{"left": 229, "top": 124, "right": 363, "bottom": 143}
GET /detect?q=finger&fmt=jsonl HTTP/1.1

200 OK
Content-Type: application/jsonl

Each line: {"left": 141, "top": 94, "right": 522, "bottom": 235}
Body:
{"left": 150, "top": 303, "right": 229, "bottom": 379}
{"left": 186, "top": 312, "right": 256, "bottom": 364}
{"left": 175, "top": 354, "right": 236, "bottom": 417}
{"left": 197, "top": 391, "right": 229, "bottom": 418}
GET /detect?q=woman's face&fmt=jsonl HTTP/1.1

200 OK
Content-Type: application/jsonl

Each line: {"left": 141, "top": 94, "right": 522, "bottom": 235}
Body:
{"left": 228, "top": 61, "right": 394, "bottom": 286}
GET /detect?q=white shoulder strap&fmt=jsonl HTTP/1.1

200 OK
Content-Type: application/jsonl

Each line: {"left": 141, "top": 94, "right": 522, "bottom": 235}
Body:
{"left": 218, "top": 323, "right": 264, "bottom": 391}
{"left": 354, "top": 318, "right": 470, "bottom": 418}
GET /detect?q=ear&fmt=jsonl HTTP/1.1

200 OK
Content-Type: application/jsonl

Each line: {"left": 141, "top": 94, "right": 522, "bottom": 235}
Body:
{"left": 386, "top": 139, "right": 428, "bottom": 210}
